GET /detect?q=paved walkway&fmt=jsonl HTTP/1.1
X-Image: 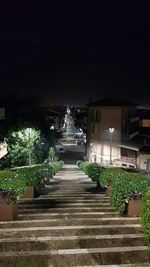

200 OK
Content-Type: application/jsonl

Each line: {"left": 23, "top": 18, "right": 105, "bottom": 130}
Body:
{"left": 0, "top": 164, "right": 149, "bottom": 267}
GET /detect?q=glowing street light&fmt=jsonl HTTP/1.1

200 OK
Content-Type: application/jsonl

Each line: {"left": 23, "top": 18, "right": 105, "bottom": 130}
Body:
{"left": 108, "top": 127, "right": 114, "bottom": 165}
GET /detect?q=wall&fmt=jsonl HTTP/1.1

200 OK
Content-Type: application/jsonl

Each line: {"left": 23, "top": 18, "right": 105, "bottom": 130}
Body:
{"left": 138, "top": 153, "right": 150, "bottom": 170}
{"left": 88, "top": 107, "right": 122, "bottom": 164}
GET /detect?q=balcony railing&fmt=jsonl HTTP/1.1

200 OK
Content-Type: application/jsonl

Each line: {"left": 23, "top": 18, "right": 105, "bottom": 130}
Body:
{"left": 120, "top": 156, "right": 137, "bottom": 164}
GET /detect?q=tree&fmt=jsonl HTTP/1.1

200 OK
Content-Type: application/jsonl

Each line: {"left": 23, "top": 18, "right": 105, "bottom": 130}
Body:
{"left": 6, "top": 128, "right": 41, "bottom": 167}
{"left": 48, "top": 147, "right": 55, "bottom": 162}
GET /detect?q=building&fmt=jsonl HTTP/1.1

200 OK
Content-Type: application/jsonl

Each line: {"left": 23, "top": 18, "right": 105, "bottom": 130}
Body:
{"left": 116, "top": 108, "right": 150, "bottom": 171}
{"left": 87, "top": 97, "right": 150, "bottom": 171}
{"left": 0, "top": 106, "right": 7, "bottom": 159}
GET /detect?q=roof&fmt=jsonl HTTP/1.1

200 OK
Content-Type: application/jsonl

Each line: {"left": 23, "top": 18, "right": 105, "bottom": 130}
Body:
{"left": 140, "top": 146, "right": 150, "bottom": 154}
{"left": 88, "top": 97, "right": 137, "bottom": 107}
{"left": 118, "top": 136, "right": 144, "bottom": 151}
{"left": 118, "top": 143, "right": 140, "bottom": 151}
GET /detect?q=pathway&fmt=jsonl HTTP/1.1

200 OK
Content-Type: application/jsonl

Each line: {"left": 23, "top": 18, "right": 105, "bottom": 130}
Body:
{"left": 0, "top": 164, "right": 149, "bottom": 266}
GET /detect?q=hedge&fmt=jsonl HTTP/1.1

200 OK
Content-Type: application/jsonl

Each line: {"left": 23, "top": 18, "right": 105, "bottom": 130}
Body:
{"left": 141, "top": 188, "right": 150, "bottom": 247}
{"left": 76, "top": 160, "right": 83, "bottom": 168}
{"left": 0, "top": 170, "right": 26, "bottom": 202}
{"left": 110, "top": 172, "right": 150, "bottom": 214}
{"left": 98, "top": 167, "right": 124, "bottom": 188}
{"left": 51, "top": 161, "right": 64, "bottom": 173}
{"left": 79, "top": 161, "right": 90, "bottom": 174}
{"left": 86, "top": 163, "right": 102, "bottom": 182}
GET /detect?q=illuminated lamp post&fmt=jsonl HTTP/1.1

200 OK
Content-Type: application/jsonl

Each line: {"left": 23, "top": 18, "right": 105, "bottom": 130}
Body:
{"left": 108, "top": 127, "right": 114, "bottom": 165}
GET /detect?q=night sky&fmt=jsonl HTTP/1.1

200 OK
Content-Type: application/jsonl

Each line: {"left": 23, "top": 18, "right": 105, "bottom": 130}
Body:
{"left": 0, "top": 1, "right": 149, "bottom": 105}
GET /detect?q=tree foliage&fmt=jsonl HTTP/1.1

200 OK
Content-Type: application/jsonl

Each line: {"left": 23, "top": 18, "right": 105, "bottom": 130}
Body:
{"left": 6, "top": 128, "right": 41, "bottom": 167}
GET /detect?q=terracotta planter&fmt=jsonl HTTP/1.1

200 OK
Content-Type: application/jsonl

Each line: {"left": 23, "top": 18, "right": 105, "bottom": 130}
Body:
{"left": 127, "top": 198, "right": 141, "bottom": 217}
{"left": 12, "top": 202, "right": 18, "bottom": 219}
{"left": 0, "top": 192, "right": 18, "bottom": 221}
{"left": 21, "top": 186, "right": 34, "bottom": 198}
{"left": 106, "top": 185, "right": 112, "bottom": 197}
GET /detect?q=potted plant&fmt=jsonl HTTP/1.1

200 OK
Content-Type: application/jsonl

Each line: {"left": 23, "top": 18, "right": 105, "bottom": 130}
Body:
{"left": 110, "top": 172, "right": 150, "bottom": 216}
{"left": 0, "top": 170, "right": 26, "bottom": 220}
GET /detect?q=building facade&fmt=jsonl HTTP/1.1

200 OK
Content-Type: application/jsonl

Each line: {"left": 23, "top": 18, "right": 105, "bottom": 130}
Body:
{"left": 87, "top": 97, "right": 149, "bottom": 170}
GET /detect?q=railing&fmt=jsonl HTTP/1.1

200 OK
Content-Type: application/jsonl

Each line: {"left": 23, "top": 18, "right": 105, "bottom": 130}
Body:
{"left": 120, "top": 156, "right": 137, "bottom": 164}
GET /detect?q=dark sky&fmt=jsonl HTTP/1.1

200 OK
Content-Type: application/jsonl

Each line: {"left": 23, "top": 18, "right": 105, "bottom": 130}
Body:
{"left": 0, "top": 1, "right": 149, "bottom": 105}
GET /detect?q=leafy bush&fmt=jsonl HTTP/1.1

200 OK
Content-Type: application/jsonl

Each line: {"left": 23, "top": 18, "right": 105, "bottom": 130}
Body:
{"left": 76, "top": 160, "right": 83, "bottom": 167}
{"left": 99, "top": 167, "right": 124, "bottom": 188}
{"left": 0, "top": 170, "right": 26, "bottom": 202}
{"left": 110, "top": 172, "right": 150, "bottom": 214}
{"left": 39, "top": 165, "right": 54, "bottom": 182}
{"left": 51, "top": 161, "right": 64, "bottom": 173}
{"left": 48, "top": 147, "right": 55, "bottom": 162}
{"left": 6, "top": 128, "right": 41, "bottom": 167}
{"left": 14, "top": 166, "right": 41, "bottom": 187}
{"left": 86, "top": 163, "right": 102, "bottom": 182}
{"left": 13, "top": 165, "right": 53, "bottom": 186}
{"left": 79, "top": 161, "right": 90, "bottom": 173}
{"left": 141, "top": 188, "right": 150, "bottom": 247}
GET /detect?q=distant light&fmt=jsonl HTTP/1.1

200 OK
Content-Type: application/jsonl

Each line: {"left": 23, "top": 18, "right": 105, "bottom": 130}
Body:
{"left": 109, "top": 127, "right": 114, "bottom": 134}
{"left": 50, "top": 126, "right": 54, "bottom": 130}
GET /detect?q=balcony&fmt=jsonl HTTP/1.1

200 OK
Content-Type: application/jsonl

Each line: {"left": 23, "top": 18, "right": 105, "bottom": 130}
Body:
{"left": 114, "top": 156, "right": 137, "bottom": 168}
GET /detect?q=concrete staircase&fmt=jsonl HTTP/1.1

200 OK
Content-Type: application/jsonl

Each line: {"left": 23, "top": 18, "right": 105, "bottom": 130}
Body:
{"left": 0, "top": 165, "right": 149, "bottom": 267}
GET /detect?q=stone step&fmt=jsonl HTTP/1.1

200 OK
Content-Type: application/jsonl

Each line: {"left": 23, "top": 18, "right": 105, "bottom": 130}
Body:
{"left": 18, "top": 199, "right": 110, "bottom": 204}
{"left": 18, "top": 207, "right": 115, "bottom": 214}
{"left": 47, "top": 186, "right": 96, "bottom": 189}
{"left": 43, "top": 194, "right": 106, "bottom": 198}
{"left": 18, "top": 203, "right": 110, "bottom": 209}
{"left": 0, "top": 224, "right": 143, "bottom": 238}
{"left": 39, "top": 195, "right": 109, "bottom": 199}
{"left": 0, "top": 217, "right": 140, "bottom": 228}
{"left": 75, "top": 264, "right": 150, "bottom": 267}
{"left": 0, "top": 233, "right": 144, "bottom": 242}
{"left": 0, "top": 246, "right": 149, "bottom": 267}
{"left": 0, "top": 234, "right": 145, "bottom": 252}
{"left": 49, "top": 187, "right": 104, "bottom": 190}
{"left": 17, "top": 211, "right": 119, "bottom": 220}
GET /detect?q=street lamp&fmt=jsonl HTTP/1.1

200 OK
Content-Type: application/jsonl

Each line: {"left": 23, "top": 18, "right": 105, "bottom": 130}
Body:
{"left": 108, "top": 127, "right": 114, "bottom": 165}
{"left": 27, "top": 128, "right": 32, "bottom": 166}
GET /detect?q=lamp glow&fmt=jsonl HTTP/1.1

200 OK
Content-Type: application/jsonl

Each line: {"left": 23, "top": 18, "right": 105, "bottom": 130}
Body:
{"left": 108, "top": 127, "right": 114, "bottom": 165}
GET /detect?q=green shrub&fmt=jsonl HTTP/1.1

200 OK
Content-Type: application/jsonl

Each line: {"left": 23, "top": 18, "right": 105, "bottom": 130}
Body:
{"left": 76, "top": 160, "right": 83, "bottom": 167}
{"left": 59, "top": 160, "right": 64, "bottom": 168}
{"left": 0, "top": 170, "right": 26, "bottom": 202}
{"left": 141, "top": 188, "right": 150, "bottom": 247}
{"left": 80, "top": 161, "right": 90, "bottom": 173}
{"left": 14, "top": 166, "right": 41, "bottom": 187}
{"left": 99, "top": 167, "right": 124, "bottom": 188}
{"left": 51, "top": 161, "right": 64, "bottom": 173}
{"left": 86, "top": 163, "right": 102, "bottom": 182}
{"left": 39, "top": 165, "right": 54, "bottom": 182}
{"left": 14, "top": 164, "right": 55, "bottom": 186}
{"left": 110, "top": 172, "right": 150, "bottom": 214}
